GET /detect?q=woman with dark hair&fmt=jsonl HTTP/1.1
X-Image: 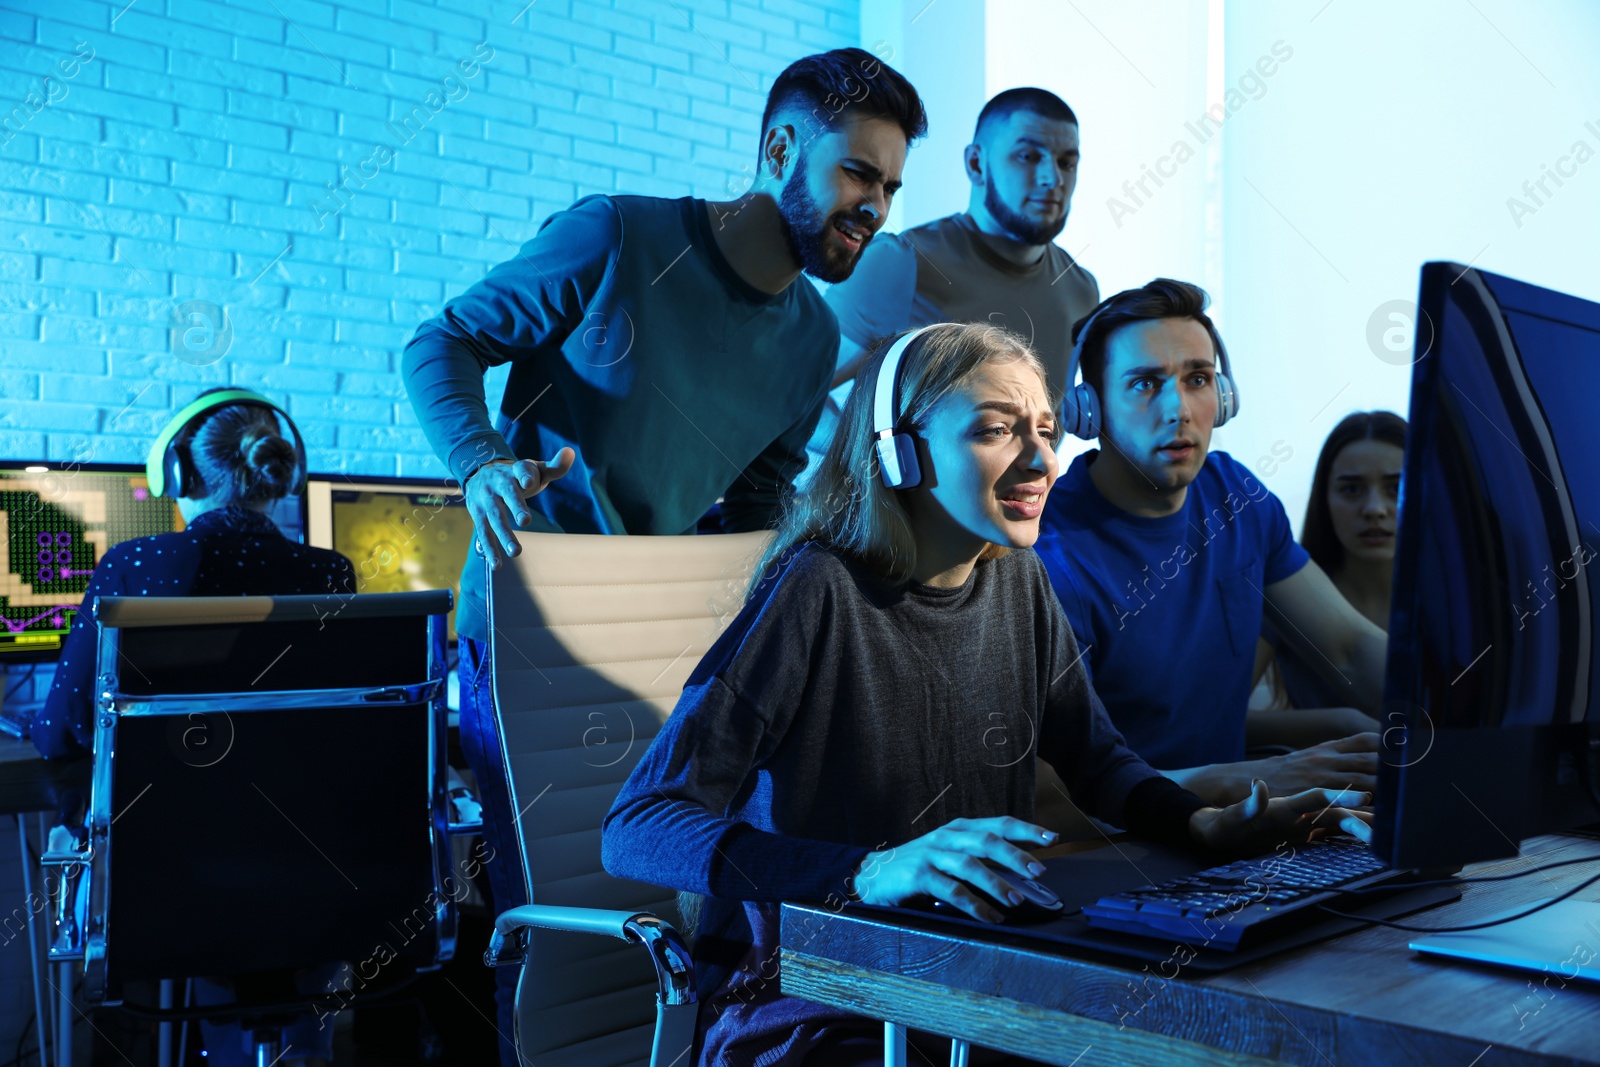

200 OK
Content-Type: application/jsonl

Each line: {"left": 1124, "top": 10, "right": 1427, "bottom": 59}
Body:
{"left": 1263, "top": 411, "right": 1408, "bottom": 709}
{"left": 34, "top": 388, "right": 354, "bottom": 761}
{"left": 32, "top": 389, "right": 354, "bottom": 1067}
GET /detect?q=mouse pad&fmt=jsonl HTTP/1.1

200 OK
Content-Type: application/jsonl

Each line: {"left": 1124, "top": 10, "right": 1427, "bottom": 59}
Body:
{"left": 851, "top": 839, "right": 1461, "bottom": 973}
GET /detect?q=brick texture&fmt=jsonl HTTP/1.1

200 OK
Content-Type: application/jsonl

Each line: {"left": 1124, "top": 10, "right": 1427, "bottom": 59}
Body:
{"left": 0, "top": 0, "right": 859, "bottom": 475}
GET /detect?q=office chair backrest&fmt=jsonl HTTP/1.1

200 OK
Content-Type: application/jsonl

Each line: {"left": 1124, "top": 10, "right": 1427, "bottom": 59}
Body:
{"left": 489, "top": 531, "right": 769, "bottom": 1065}
{"left": 83, "top": 591, "right": 455, "bottom": 1004}
{"left": 106, "top": 593, "right": 433, "bottom": 693}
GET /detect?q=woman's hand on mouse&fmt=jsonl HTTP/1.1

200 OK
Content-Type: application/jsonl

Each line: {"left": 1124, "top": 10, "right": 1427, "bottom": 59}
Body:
{"left": 848, "top": 816, "right": 1057, "bottom": 923}
{"left": 1189, "top": 779, "right": 1373, "bottom": 858}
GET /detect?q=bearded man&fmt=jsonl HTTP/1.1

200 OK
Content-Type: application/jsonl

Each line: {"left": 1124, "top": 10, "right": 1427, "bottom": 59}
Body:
{"left": 400, "top": 47, "right": 926, "bottom": 1067}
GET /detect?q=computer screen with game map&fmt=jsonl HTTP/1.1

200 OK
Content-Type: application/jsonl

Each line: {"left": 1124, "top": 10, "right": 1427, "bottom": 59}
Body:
{"left": 2, "top": 463, "right": 178, "bottom": 662}
{"left": 0, "top": 461, "right": 304, "bottom": 661}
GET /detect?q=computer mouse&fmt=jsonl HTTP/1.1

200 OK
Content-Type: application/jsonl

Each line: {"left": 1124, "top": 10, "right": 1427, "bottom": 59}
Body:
{"left": 932, "top": 863, "right": 1065, "bottom": 924}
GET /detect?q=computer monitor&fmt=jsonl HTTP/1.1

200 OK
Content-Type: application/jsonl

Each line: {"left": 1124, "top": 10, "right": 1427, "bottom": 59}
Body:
{"left": 1376, "top": 262, "right": 1600, "bottom": 869}
{"left": 0, "top": 462, "right": 305, "bottom": 661}
{"left": 304, "top": 476, "right": 471, "bottom": 642}
{"left": 0, "top": 462, "right": 177, "bottom": 661}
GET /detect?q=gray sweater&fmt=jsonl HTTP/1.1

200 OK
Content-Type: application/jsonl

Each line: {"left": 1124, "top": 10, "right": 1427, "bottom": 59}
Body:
{"left": 603, "top": 541, "right": 1203, "bottom": 1064}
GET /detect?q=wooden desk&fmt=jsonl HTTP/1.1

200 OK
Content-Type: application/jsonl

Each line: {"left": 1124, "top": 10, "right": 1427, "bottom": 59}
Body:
{"left": 781, "top": 833, "right": 1600, "bottom": 1067}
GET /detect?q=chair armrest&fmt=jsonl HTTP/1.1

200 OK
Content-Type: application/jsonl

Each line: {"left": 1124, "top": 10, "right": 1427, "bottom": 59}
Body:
{"left": 486, "top": 905, "right": 696, "bottom": 1006}
{"left": 491, "top": 904, "right": 653, "bottom": 942}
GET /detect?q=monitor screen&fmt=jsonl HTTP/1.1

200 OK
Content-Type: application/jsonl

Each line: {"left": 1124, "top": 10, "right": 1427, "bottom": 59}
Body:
{"left": 1377, "top": 263, "right": 1600, "bottom": 867}
{"left": 0, "top": 463, "right": 304, "bottom": 661}
{"left": 305, "top": 477, "right": 471, "bottom": 642}
{"left": 0, "top": 463, "right": 178, "bottom": 659}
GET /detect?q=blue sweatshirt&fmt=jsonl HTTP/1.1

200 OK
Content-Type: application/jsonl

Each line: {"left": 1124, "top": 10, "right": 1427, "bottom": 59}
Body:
{"left": 401, "top": 194, "right": 838, "bottom": 642}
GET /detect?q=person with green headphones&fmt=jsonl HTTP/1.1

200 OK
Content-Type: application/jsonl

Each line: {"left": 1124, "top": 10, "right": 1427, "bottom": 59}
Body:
{"left": 33, "top": 387, "right": 354, "bottom": 761}
{"left": 33, "top": 388, "right": 355, "bottom": 1067}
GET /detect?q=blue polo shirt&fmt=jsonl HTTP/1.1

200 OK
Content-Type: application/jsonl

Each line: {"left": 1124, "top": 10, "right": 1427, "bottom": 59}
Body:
{"left": 1034, "top": 450, "right": 1310, "bottom": 769}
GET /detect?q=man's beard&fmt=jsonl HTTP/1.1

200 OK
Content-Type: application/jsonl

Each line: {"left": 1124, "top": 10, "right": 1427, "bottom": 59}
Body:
{"left": 984, "top": 172, "right": 1067, "bottom": 246}
{"left": 779, "top": 153, "right": 866, "bottom": 284}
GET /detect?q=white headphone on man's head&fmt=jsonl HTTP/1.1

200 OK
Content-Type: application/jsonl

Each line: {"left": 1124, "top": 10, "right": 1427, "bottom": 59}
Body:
{"left": 1059, "top": 301, "right": 1241, "bottom": 440}
{"left": 872, "top": 324, "right": 948, "bottom": 489}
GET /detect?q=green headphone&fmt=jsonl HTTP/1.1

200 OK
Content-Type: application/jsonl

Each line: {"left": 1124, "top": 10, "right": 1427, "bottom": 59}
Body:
{"left": 144, "top": 388, "right": 307, "bottom": 499}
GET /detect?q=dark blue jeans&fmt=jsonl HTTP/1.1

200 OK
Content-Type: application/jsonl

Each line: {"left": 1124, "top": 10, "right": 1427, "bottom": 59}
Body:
{"left": 459, "top": 637, "right": 530, "bottom": 1067}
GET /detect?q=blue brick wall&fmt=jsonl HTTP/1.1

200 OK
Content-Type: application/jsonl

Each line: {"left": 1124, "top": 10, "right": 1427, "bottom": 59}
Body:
{"left": 0, "top": 0, "right": 860, "bottom": 477}
{"left": 0, "top": 6, "right": 858, "bottom": 1036}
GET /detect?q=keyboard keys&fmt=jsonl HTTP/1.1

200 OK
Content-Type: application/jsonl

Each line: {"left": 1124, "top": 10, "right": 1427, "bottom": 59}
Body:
{"left": 1137, "top": 900, "right": 1188, "bottom": 916}
{"left": 1083, "top": 837, "right": 1400, "bottom": 951}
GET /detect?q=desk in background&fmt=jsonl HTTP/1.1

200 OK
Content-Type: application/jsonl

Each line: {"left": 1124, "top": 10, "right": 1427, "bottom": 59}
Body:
{"left": 781, "top": 833, "right": 1600, "bottom": 1067}
{"left": 0, "top": 738, "right": 90, "bottom": 1067}
{"left": 0, "top": 739, "right": 88, "bottom": 820}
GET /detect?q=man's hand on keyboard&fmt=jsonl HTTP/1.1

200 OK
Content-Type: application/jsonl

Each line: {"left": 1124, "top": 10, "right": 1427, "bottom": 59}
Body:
{"left": 1189, "top": 779, "right": 1373, "bottom": 858}
{"left": 1251, "top": 732, "right": 1379, "bottom": 796}
{"left": 1160, "top": 733, "right": 1380, "bottom": 806}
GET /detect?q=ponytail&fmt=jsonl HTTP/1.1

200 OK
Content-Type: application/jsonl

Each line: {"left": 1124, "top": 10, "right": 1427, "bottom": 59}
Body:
{"left": 185, "top": 403, "right": 304, "bottom": 504}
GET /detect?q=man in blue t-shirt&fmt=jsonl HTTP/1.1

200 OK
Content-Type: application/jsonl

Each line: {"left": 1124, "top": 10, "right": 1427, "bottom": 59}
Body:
{"left": 401, "top": 48, "right": 927, "bottom": 1067}
{"left": 1035, "top": 278, "right": 1384, "bottom": 805}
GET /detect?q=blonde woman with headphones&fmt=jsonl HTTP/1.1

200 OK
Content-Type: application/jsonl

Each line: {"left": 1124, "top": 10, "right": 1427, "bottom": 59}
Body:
{"left": 601, "top": 322, "right": 1371, "bottom": 1067}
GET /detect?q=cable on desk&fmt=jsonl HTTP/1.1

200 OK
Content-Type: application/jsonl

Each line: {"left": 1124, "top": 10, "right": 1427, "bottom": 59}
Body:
{"left": 1316, "top": 869, "right": 1600, "bottom": 933}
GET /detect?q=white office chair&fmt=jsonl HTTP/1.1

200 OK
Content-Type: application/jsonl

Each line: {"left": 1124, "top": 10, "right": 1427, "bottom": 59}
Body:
{"left": 483, "top": 530, "right": 974, "bottom": 1067}
{"left": 483, "top": 530, "right": 767, "bottom": 1067}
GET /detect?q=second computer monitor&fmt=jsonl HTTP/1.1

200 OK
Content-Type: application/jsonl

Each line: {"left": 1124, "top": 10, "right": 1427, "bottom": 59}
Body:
{"left": 304, "top": 476, "right": 472, "bottom": 642}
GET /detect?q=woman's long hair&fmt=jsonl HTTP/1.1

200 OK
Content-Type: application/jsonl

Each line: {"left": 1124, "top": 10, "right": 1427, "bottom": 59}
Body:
{"left": 753, "top": 322, "right": 1050, "bottom": 596}
{"left": 1299, "top": 410, "right": 1409, "bottom": 576}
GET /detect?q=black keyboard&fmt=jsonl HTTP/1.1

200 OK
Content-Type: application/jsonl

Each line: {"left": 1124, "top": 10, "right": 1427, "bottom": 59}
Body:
{"left": 1083, "top": 837, "right": 1405, "bottom": 950}
{"left": 0, "top": 706, "right": 32, "bottom": 740}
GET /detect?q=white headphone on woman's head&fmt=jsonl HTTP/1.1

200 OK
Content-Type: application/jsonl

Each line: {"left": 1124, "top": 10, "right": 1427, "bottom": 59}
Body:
{"left": 1059, "top": 302, "right": 1241, "bottom": 440}
{"left": 872, "top": 324, "right": 948, "bottom": 489}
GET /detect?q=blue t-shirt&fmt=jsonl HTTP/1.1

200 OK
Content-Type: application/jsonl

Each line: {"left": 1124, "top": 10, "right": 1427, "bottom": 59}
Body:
{"left": 1034, "top": 450, "right": 1310, "bottom": 769}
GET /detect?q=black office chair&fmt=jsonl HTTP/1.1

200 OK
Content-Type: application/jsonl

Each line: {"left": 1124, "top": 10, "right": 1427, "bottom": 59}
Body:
{"left": 46, "top": 590, "right": 462, "bottom": 1064}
